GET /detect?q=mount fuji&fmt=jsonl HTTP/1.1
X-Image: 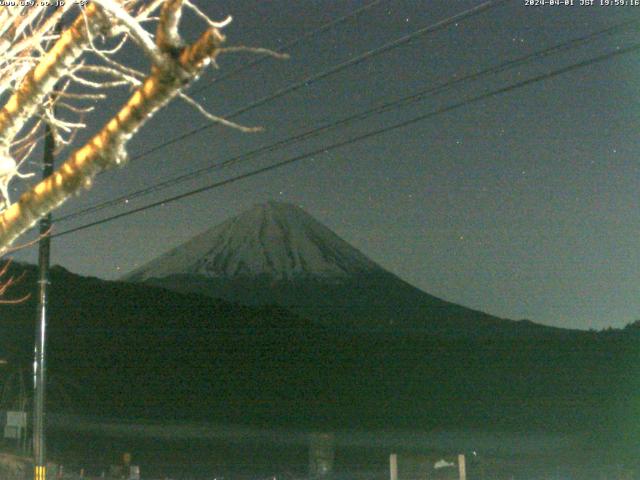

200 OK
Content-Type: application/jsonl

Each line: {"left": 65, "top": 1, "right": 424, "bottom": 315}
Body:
{"left": 123, "top": 201, "right": 549, "bottom": 335}
{"left": 126, "top": 201, "right": 380, "bottom": 281}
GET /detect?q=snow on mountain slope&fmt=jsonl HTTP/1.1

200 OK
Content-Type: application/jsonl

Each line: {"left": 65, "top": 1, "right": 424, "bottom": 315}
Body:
{"left": 124, "top": 201, "right": 381, "bottom": 282}
{"left": 122, "top": 201, "right": 560, "bottom": 335}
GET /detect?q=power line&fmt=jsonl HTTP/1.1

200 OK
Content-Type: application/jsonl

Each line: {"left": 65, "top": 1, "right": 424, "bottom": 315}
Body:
{"left": 189, "top": 0, "right": 389, "bottom": 96}
{"left": 124, "top": 0, "right": 509, "bottom": 163}
{"left": 56, "top": 18, "right": 640, "bottom": 224}
{"left": 51, "top": 42, "right": 640, "bottom": 240}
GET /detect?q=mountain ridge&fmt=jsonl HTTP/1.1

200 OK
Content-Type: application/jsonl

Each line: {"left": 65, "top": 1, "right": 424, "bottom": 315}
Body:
{"left": 123, "top": 201, "right": 559, "bottom": 335}
{"left": 0, "top": 260, "right": 637, "bottom": 459}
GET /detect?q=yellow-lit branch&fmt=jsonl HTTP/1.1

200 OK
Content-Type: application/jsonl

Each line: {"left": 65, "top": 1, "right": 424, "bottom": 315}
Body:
{"left": 0, "top": 9, "right": 226, "bottom": 254}
{"left": 0, "top": 4, "right": 106, "bottom": 152}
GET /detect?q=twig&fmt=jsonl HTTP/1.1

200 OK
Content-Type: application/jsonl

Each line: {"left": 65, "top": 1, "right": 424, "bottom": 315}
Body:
{"left": 178, "top": 92, "right": 263, "bottom": 133}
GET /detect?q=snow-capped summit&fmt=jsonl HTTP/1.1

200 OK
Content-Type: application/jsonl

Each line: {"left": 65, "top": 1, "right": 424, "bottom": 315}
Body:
{"left": 125, "top": 201, "right": 381, "bottom": 282}
{"left": 123, "top": 201, "right": 549, "bottom": 334}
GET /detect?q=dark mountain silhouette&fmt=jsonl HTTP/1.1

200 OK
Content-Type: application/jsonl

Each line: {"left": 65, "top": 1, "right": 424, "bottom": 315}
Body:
{"left": 0, "top": 262, "right": 637, "bottom": 444}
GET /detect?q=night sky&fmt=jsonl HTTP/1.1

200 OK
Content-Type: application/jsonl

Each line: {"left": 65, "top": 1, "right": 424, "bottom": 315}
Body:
{"left": 11, "top": 0, "right": 640, "bottom": 330}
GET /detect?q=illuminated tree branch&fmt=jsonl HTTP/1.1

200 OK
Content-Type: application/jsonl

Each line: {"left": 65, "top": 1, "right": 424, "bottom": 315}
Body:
{"left": 0, "top": 1, "right": 237, "bottom": 254}
{"left": 0, "top": 4, "right": 108, "bottom": 153}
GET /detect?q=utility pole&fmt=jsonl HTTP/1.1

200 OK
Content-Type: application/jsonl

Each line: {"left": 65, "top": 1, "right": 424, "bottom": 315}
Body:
{"left": 389, "top": 453, "right": 398, "bottom": 480}
{"left": 33, "top": 113, "right": 55, "bottom": 480}
{"left": 458, "top": 454, "right": 466, "bottom": 480}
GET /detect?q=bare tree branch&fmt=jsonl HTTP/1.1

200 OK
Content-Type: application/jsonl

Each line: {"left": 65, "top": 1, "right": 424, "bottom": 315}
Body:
{"left": 178, "top": 92, "right": 262, "bottom": 132}
{"left": 0, "top": 4, "right": 108, "bottom": 153}
{"left": 92, "top": 0, "right": 167, "bottom": 67}
{"left": 0, "top": 1, "right": 281, "bottom": 255}
{"left": 0, "top": 10, "right": 229, "bottom": 253}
